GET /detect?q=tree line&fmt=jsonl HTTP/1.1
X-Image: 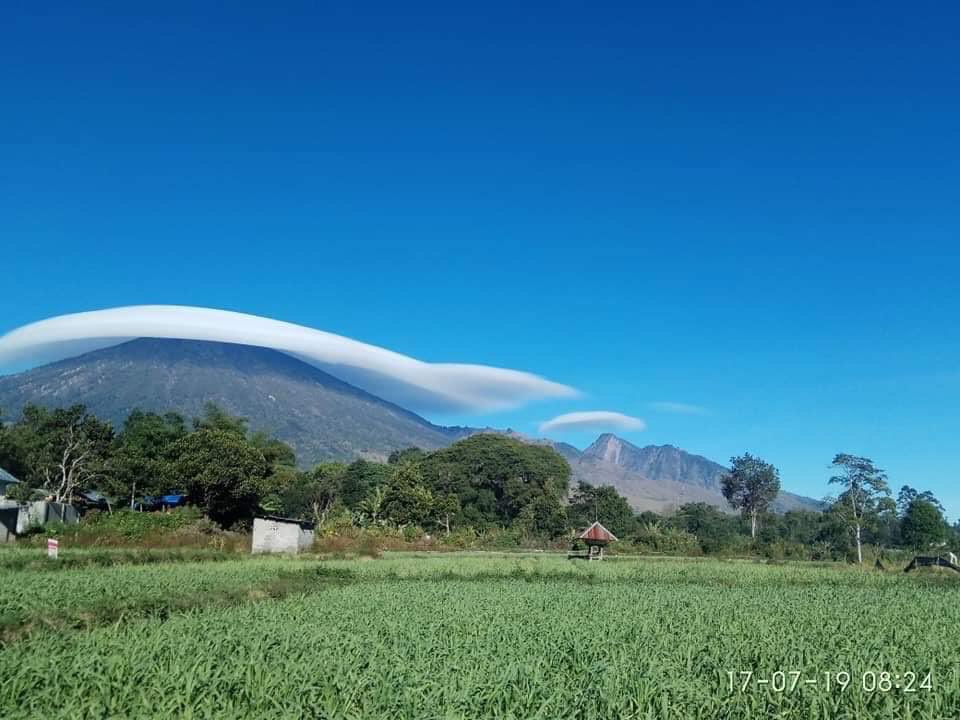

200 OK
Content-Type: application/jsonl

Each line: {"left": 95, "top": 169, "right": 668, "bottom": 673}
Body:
{"left": 0, "top": 403, "right": 955, "bottom": 560}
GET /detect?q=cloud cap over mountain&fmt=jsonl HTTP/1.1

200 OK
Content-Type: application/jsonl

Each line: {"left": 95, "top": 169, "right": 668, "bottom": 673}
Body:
{"left": 0, "top": 305, "right": 578, "bottom": 414}
{"left": 539, "top": 411, "right": 646, "bottom": 434}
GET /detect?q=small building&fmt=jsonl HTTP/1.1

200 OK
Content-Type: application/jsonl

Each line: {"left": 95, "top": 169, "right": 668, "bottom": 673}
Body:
{"left": 252, "top": 515, "right": 315, "bottom": 554}
{"left": 0, "top": 467, "right": 21, "bottom": 498}
{"left": 0, "top": 500, "right": 79, "bottom": 543}
{"left": 569, "top": 521, "right": 618, "bottom": 561}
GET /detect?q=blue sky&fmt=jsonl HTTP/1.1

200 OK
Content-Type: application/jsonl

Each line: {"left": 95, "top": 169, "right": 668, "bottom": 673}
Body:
{"left": 2, "top": 2, "right": 959, "bottom": 517}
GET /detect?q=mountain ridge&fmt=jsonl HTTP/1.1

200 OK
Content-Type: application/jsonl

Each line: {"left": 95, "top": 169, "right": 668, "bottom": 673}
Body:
{"left": 0, "top": 338, "right": 822, "bottom": 512}
{"left": 0, "top": 338, "right": 471, "bottom": 464}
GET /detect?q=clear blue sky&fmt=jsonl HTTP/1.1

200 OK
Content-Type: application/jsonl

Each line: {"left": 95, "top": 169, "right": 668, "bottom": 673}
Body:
{"left": 2, "top": 2, "right": 959, "bottom": 517}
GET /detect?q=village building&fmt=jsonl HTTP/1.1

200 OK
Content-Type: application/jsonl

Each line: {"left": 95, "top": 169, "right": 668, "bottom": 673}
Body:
{"left": 252, "top": 515, "right": 316, "bottom": 554}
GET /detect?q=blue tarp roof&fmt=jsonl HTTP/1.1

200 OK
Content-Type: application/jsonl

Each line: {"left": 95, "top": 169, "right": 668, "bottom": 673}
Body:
{"left": 140, "top": 495, "right": 187, "bottom": 506}
{"left": 0, "top": 468, "right": 20, "bottom": 486}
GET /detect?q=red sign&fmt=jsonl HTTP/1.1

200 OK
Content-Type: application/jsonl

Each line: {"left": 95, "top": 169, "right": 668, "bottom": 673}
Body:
{"left": 47, "top": 538, "right": 59, "bottom": 559}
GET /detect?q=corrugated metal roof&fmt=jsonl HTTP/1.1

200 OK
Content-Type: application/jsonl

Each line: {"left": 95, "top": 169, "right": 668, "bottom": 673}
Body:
{"left": 255, "top": 515, "right": 316, "bottom": 530}
{"left": 577, "top": 521, "right": 618, "bottom": 543}
{"left": 0, "top": 467, "right": 20, "bottom": 486}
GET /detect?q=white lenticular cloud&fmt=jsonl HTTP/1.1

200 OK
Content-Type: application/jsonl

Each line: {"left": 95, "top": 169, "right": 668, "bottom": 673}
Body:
{"left": 648, "top": 401, "right": 709, "bottom": 415}
{"left": 539, "top": 411, "right": 646, "bottom": 434}
{"left": 0, "top": 305, "right": 578, "bottom": 414}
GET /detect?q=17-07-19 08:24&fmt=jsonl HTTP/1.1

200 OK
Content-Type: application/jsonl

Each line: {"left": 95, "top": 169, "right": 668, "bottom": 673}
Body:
{"left": 726, "top": 670, "right": 934, "bottom": 694}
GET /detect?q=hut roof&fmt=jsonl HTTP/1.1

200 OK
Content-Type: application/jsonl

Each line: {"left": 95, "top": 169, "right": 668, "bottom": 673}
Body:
{"left": 577, "top": 521, "right": 618, "bottom": 543}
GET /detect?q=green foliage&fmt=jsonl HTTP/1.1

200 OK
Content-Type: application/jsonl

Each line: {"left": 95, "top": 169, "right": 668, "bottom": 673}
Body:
{"left": 721, "top": 453, "right": 781, "bottom": 537}
{"left": 103, "top": 410, "right": 188, "bottom": 505}
{"left": 897, "top": 485, "right": 944, "bottom": 515}
{"left": 381, "top": 463, "right": 434, "bottom": 527}
{"left": 10, "top": 404, "right": 114, "bottom": 502}
{"left": 167, "top": 430, "right": 268, "bottom": 526}
{"left": 901, "top": 499, "right": 948, "bottom": 550}
{"left": 341, "top": 460, "right": 392, "bottom": 509}
{"left": 192, "top": 402, "right": 249, "bottom": 436}
{"left": 54, "top": 507, "right": 204, "bottom": 540}
{"left": 670, "top": 503, "right": 740, "bottom": 554}
{"left": 418, "top": 434, "right": 571, "bottom": 532}
{"left": 630, "top": 522, "right": 700, "bottom": 555}
{"left": 568, "top": 481, "right": 636, "bottom": 538}
{"left": 829, "top": 454, "right": 891, "bottom": 563}
{"left": 387, "top": 447, "right": 427, "bottom": 465}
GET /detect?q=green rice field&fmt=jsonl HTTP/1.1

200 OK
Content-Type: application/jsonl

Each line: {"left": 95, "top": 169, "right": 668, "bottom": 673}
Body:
{"left": 1, "top": 552, "right": 958, "bottom": 719}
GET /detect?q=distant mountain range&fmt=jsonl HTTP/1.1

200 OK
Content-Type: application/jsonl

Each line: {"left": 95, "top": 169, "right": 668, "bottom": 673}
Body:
{"left": 553, "top": 433, "right": 821, "bottom": 513}
{"left": 0, "top": 338, "right": 822, "bottom": 513}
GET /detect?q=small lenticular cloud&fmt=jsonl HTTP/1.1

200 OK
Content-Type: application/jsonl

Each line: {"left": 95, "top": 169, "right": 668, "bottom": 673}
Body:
{"left": 0, "top": 305, "right": 579, "bottom": 414}
{"left": 648, "top": 401, "right": 708, "bottom": 416}
{"left": 539, "top": 411, "right": 646, "bottom": 434}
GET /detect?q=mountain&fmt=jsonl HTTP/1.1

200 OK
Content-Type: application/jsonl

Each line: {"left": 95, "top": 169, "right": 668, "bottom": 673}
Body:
{"left": 565, "top": 433, "right": 822, "bottom": 513}
{"left": 0, "top": 338, "right": 823, "bottom": 512}
{"left": 0, "top": 338, "right": 471, "bottom": 465}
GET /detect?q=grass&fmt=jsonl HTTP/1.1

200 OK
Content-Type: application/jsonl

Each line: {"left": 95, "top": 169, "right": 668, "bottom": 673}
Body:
{"left": 1, "top": 554, "right": 958, "bottom": 718}
{"left": 0, "top": 544, "right": 236, "bottom": 571}
{"left": 0, "top": 555, "right": 349, "bottom": 641}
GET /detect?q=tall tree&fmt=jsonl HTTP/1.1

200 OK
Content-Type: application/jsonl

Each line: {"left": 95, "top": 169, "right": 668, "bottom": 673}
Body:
{"left": 828, "top": 454, "right": 890, "bottom": 564}
{"left": 341, "top": 460, "right": 392, "bottom": 510}
{"left": 901, "top": 498, "right": 948, "bottom": 550}
{"left": 106, "top": 410, "right": 187, "bottom": 506}
{"left": 167, "top": 429, "right": 268, "bottom": 526}
{"left": 13, "top": 404, "right": 114, "bottom": 503}
{"left": 896, "top": 485, "right": 944, "bottom": 516}
{"left": 721, "top": 453, "right": 781, "bottom": 538}
{"left": 417, "top": 434, "right": 570, "bottom": 530}
{"left": 567, "top": 481, "right": 637, "bottom": 538}
{"left": 277, "top": 463, "right": 346, "bottom": 524}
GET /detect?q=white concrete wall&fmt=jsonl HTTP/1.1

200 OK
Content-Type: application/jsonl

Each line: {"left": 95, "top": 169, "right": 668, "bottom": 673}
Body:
{"left": 297, "top": 526, "right": 315, "bottom": 551}
{"left": 252, "top": 518, "right": 314, "bottom": 554}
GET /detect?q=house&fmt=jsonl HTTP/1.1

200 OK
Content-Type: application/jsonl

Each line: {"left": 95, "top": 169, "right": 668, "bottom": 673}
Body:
{"left": 0, "top": 468, "right": 81, "bottom": 542}
{"left": 569, "top": 521, "right": 618, "bottom": 561}
{"left": 252, "top": 515, "right": 316, "bottom": 554}
{"left": 0, "top": 467, "right": 21, "bottom": 498}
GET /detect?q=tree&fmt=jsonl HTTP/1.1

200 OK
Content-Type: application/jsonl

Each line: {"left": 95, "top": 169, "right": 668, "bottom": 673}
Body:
{"left": 721, "top": 453, "right": 780, "bottom": 538}
{"left": 0, "top": 408, "right": 29, "bottom": 480}
{"left": 828, "top": 454, "right": 890, "bottom": 564}
{"left": 872, "top": 496, "right": 901, "bottom": 549}
{"left": 192, "top": 403, "right": 248, "bottom": 436}
{"left": 896, "top": 485, "right": 944, "bottom": 516}
{"left": 250, "top": 431, "right": 296, "bottom": 470}
{"left": 387, "top": 447, "right": 427, "bottom": 465}
{"left": 433, "top": 493, "right": 460, "bottom": 534}
{"left": 277, "top": 463, "right": 346, "bottom": 524}
{"left": 567, "top": 481, "right": 637, "bottom": 538}
{"left": 671, "top": 503, "right": 738, "bottom": 554}
{"left": 381, "top": 462, "right": 434, "bottom": 527}
{"left": 13, "top": 404, "right": 114, "bottom": 503}
{"left": 417, "top": 435, "right": 571, "bottom": 529}
{"left": 105, "top": 410, "right": 187, "bottom": 507}
{"left": 341, "top": 460, "right": 392, "bottom": 510}
{"left": 901, "top": 499, "right": 948, "bottom": 550}
{"left": 359, "top": 485, "right": 387, "bottom": 526}
{"left": 167, "top": 429, "right": 268, "bottom": 526}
